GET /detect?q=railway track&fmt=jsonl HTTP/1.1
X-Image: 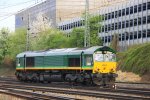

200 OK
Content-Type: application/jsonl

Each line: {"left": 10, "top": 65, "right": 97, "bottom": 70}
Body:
{"left": 0, "top": 76, "right": 150, "bottom": 100}
{"left": 0, "top": 86, "right": 77, "bottom": 100}
{"left": 0, "top": 82, "right": 149, "bottom": 100}
{"left": 0, "top": 84, "right": 149, "bottom": 100}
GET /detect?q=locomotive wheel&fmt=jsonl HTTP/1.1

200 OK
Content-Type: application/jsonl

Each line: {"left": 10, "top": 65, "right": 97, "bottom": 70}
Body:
{"left": 92, "top": 78, "right": 102, "bottom": 86}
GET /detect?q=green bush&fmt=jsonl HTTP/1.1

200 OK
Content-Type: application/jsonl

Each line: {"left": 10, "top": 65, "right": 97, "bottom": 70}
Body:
{"left": 118, "top": 43, "right": 150, "bottom": 75}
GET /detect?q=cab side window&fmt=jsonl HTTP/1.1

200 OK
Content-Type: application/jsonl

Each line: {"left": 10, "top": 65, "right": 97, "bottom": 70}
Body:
{"left": 17, "top": 58, "right": 20, "bottom": 66}
{"left": 85, "top": 56, "right": 93, "bottom": 66}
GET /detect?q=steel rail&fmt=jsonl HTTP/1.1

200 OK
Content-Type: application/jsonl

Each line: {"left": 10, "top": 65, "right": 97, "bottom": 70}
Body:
{"left": 0, "top": 80, "right": 150, "bottom": 96}
{"left": 0, "top": 84, "right": 149, "bottom": 100}
{"left": 0, "top": 87, "right": 77, "bottom": 100}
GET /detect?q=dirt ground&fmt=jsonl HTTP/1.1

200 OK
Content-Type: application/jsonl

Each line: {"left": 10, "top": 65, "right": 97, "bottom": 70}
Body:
{"left": 116, "top": 70, "right": 150, "bottom": 83}
{"left": 141, "top": 73, "right": 150, "bottom": 83}
{"left": 0, "top": 94, "right": 24, "bottom": 100}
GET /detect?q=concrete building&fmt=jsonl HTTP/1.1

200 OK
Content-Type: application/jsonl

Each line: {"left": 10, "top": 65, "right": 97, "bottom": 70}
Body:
{"left": 58, "top": 0, "right": 150, "bottom": 50}
{"left": 15, "top": 0, "right": 56, "bottom": 29}
{"left": 15, "top": 0, "right": 103, "bottom": 29}
{"left": 99, "top": 0, "right": 150, "bottom": 50}
{"left": 16, "top": 0, "right": 150, "bottom": 50}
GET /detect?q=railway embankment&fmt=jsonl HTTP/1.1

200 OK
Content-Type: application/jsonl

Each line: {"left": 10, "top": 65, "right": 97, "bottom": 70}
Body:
{"left": 117, "top": 43, "right": 150, "bottom": 83}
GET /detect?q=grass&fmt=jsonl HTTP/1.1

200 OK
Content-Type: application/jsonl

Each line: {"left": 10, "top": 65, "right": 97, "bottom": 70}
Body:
{"left": 117, "top": 43, "right": 150, "bottom": 75}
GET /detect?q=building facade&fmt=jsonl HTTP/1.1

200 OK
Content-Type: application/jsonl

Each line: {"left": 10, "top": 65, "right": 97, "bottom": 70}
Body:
{"left": 15, "top": 0, "right": 150, "bottom": 49}
{"left": 15, "top": 0, "right": 56, "bottom": 29}
{"left": 99, "top": 0, "right": 150, "bottom": 50}
{"left": 58, "top": 0, "right": 150, "bottom": 50}
{"left": 15, "top": 0, "right": 103, "bottom": 29}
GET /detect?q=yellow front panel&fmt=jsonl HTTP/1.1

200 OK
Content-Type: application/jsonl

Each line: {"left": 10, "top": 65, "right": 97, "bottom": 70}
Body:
{"left": 93, "top": 61, "right": 117, "bottom": 73}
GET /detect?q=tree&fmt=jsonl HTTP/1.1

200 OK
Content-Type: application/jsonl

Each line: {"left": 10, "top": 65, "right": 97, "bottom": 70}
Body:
{"left": 30, "top": 12, "right": 52, "bottom": 34}
{"left": 0, "top": 28, "right": 10, "bottom": 63}
{"left": 7, "top": 28, "right": 26, "bottom": 59}
{"left": 68, "top": 28, "right": 84, "bottom": 47}
{"left": 69, "top": 15, "right": 103, "bottom": 48}
{"left": 31, "top": 28, "right": 69, "bottom": 50}
{"left": 89, "top": 15, "right": 103, "bottom": 46}
{"left": 110, "top": 33, "right": 119, "bottom": 52}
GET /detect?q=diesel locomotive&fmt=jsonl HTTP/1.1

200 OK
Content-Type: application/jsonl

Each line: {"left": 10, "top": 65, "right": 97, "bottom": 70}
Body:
{"left": 15, "top": 46, "right": 117, "bottom": 87}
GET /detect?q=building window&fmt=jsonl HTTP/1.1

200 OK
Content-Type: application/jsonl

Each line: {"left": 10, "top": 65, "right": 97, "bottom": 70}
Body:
{"left": 105, "top": 25, "right": 108, "bottom": 32}
{"left": 77, "top": 21, "right": 81, "bottom": 27}
{"left": 105, "top": 14, "right": 108, "bottom": 20}
{"left": 130, "top": 32, "right": 133, "bottom": 40}
{"left": 102, "top": 14, "right": 105, "bottom": 20}
{"left": 147, "top": 16, "right": 150, "bottom": 23}
{"left": 134, "top": 5, "right": 137, "bottom": 13}
{"left": 130, "top": 20, "right": 133, "bottom": 27}
{"left": 138, "top": 4, "right": 142, "bottom": 12}
{"left": 119, "top": 10, "right": 121, "bottom": 17}
{"left": 143, "top": 3, "right": 146, "bottom": 11}
{"left": 119, "top": 34, "right": 121, "bottom": 41}
{"left": 122, "top": 9, "right": 125, "bottom": 16}
{"left": 115, "top": 11, "right": 118, "bottom": 18}
{"left": 126, "top": 32, "right": 129, "bottom": 40}
{"left": 105, "top": 37, "right": 107, "bottom": 42}
{"left": 63, "top": 25, "right": 65, "bottom": 30}
{"left": 21, "top": 17, "right": 23, "bottom": 20}
{"left": 134, "top": 31, "right": 137, "bottom": 39}
{"left": 143, "top": 30, "right": 146, "bottom": 38}
{"left": 75, "top": 22, "right": 78, "bottom": 27}
{"left": 102, "top": 26, "right": 104, "bottom": 32}
{"left": 130, "top": 6, "right": 133, "bottom": 14}
{"left": 147, "top": 29, "right": 150, "bottom": 37}
{"left": 126, "top": 21, "right": 129, "bottom": 28}
{"left": 118, "top": 22, "right": 121, "bottom": 29}
{"left": 115, "top": 23, "right": 118, "bottom": 29}
{"left": 65, "top": 25, "right": 67, "bottom": 30}
{"left": 108, "top": 24, "right": 111, "bottom": 31}
{"left": 108, "top": 13, "right": 111, "bottom": 19}
{"left": 138, "top": 18, "right": 142, "bottom": 25}
{"left": 112, "top": 23, "right": 114, "bottom": 30}
{"left": 61, "top": 26, "right": 63, "bottom": 30}
{"left": 138, "top": 31, "right": 142, "bottom": 38}
{"left": 112, "top": 12, "right": 114, "bottom": 19}
{"left": 147, "top": 2, "right": 150, "bottom": 9}
{"left": 73, "top": 22, "right": 76, "bottom": 27}
{"left": 108, "top": 36, "right": 111, "bottom": 42}
{"left": 66, "top": 24, "right": 69, "bottom": 30}
{"left": 122, "top": 21, "right": 125, "bottom": 28}
{"left": 143, "top": 16, "right": 146, "bottom": 24}
{"left": 126, "top": 7, "right": 129, "bottom": 15}
{"left": 122, "top": 33, "right": 125, "bottom": 41}
{"left": 134, "top": 19, "right": 137, "bottom": 26}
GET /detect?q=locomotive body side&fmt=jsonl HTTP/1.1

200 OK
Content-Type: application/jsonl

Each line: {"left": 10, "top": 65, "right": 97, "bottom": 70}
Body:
{"left": 15, "top": 46, "right": 117, "bottom": 87}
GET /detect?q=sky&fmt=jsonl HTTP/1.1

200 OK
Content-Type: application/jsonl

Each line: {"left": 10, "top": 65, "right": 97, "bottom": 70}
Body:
{"left": 0, "top": 0, "right": 44, "bottom": 31}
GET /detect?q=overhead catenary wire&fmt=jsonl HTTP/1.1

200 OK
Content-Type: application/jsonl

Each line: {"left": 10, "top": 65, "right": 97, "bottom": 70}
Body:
{"left": 0, "top": 0, "right": 128, "bottom": 21}
{"left": 0, "top": 0, "right": 46, "bottom": 22}
{"left": 0, "top": 0, "right": 128, "bottom": 27}
{"left": 0, "top": 0, "right": 37, "bottom": 9}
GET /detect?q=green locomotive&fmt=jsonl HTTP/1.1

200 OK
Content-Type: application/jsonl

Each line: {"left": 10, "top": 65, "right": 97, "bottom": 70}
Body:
{"left": 15, "top": 46, "right": 117, "bottom": 87}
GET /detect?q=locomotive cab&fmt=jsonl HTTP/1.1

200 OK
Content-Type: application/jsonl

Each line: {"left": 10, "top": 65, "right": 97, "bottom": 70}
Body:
{"left": 92, "top": 47, "right": 118, "bottom": 87}
{"left": 93, "top": 51, "right": 116, "bottom": 74}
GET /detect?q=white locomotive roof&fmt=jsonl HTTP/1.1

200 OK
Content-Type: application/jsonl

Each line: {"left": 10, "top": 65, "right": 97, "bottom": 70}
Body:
{"left": 16, "top": 46, "right": 113, "bottom": 58}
